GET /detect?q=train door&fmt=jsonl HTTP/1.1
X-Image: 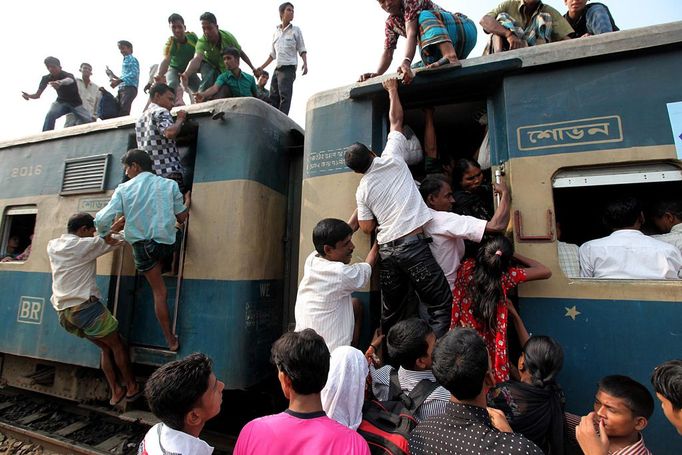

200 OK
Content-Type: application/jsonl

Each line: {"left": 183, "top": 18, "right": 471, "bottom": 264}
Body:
{"left": 122, "top": 125, "right": 198, "bottom": 352}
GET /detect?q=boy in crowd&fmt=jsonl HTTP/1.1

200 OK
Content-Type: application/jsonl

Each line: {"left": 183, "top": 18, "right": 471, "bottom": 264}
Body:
{"left": 651, "top": 360, "right": 682, "bottom": 435}
{"left": 256, "top": 2, "right": 307, "bottom": 114}
{"left": 256, "top": 70, "right": 270, "bottom": 102}
{"left": 181, "top": 12, "right": 257, "bottom": 92}
{"left": 370, "top": 318, "right": 451, "bottom": 421}
{"left": 154, "top": 14, "right": 200, "bottom": 106}
{"left": 95, "top": 149, "right": 188, "bottom": 351}
{"left": 576, "top": 375, "right": 654, "bottom": 454}
{"left": 579, "top": 197, "right": 682, "bottom": 279}
{"left": 138, "top": 353, "right": 223, "bottom": 454}
{"left": 108, "top": 40, "right": 140, "bottom": 116}
{"left": 47, "top": 213, "right": 138, "bottom": 405}
{"left": 233, "top": 329, "right": 370, "bottom": 454}
{"left": 409, "top": 328, "right": 542, "bottom": 454}
{"left": 294, "top": 218, "right": 378, "bottom": 352}
{"left": 194, "top": 48, "right": 258, "bottom": 102}
{"left": 22, "top": 56, "right": 95, "bottom": 131}
{"left": 135, "top": 83, "right": 188, "bottom": 193}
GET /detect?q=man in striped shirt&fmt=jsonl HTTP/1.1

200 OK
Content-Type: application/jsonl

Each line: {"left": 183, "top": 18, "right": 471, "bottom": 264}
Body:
{"left": 576, "top": 375, "right": 654, "bottom": 455}
{"left": 370, "top": 318, "right": 450, "bottom": 421}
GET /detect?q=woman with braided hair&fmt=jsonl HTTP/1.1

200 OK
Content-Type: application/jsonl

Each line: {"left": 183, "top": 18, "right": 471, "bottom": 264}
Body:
{"left": 489, "top": 336, "right": 567, "bottom": 454}
{"left": 450, "top": 235, "right": 551, "bottom": 383}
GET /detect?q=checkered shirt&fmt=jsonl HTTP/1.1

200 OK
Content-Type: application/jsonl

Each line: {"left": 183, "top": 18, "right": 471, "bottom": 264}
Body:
{"left": 135, "top": 103, "right": 182, "bottom": 177}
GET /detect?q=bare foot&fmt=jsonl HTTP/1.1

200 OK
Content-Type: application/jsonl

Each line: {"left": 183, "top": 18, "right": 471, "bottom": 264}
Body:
{"left": 109, "top": 386, "right": 126, "bottom": 406}
{"left": 168, "top": 335, "right": 180, "bottom": 352}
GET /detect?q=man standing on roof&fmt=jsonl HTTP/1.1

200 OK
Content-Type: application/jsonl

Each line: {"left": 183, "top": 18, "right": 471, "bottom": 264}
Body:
{"left": 255, "top": 2, "right": 307, "bottom": 115}
{"left": 154, "top": 14, "right": 200, "bottom": 106}
{"left": 180, "top": 12, "right": 258, "bottom": 94}
{"left": 108, "top": 40, "right": 140, "bottom": 116}
{"left": 22, "top": 57, "right": 95, "bottom": 131}
{"left": 480, "top": 0, "right": 574, "bottom": 54}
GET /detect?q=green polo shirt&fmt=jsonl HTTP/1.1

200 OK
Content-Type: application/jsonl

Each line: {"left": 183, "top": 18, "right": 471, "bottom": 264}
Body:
{"left": 488, "top": 0, "right": 574, "bottom": 40}
{"left": 215, "top": 70, "right": 257, "bottom": 98}
{"left": 195, "top": 29, "right": 242, "bottom": 72}
{"left": 163, "top": 32, "right": 198, "bottom": 71}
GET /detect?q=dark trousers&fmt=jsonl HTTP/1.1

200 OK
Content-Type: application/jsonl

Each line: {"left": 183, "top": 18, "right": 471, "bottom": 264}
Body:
{"left": 379, "top": 237, "right": 452, "bottom": 338}
{"left": 117, "top": 86, "right": 138, "bottom": 116}
{"left": 269, "top": 65, "right": 296, "bottom": 115}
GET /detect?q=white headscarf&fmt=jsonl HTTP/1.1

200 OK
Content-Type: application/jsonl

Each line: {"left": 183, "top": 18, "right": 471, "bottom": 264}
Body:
{"left": 321, "top": 346, "right": 369, "bottom": 430}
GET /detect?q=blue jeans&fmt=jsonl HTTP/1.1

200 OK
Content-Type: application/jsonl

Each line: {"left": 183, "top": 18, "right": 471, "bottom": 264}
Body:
{"left": 198, "top": 61, "right": 220, "bottom": 92}
{"left": 43, "top": 102, "right": 94, "bottom": 131}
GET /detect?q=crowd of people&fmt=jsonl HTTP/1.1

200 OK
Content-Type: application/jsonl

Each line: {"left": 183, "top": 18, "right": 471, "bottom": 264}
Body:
{"left": 22, "top": 5, "right": 307, "bottom": 132}
{"left": 23, "top": 0, "right": 681, "bottom": 454}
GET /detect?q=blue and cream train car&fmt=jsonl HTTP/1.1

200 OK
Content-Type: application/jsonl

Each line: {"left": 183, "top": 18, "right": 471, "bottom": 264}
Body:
{"left": 0, "top": 98, "right": 303, "bottom": 400}
{"left": 302, "top": 23, "right": 682, "bottom": 452}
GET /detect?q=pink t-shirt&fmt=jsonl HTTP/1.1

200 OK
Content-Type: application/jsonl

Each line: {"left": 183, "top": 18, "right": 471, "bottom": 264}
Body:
{"left": 233, "top": 411, "right": 370, "bottom": 455}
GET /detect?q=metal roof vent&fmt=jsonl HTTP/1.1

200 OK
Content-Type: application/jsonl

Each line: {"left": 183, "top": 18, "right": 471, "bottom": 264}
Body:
{"left": 60, "top": 154, "right": 110, "bottom": 195}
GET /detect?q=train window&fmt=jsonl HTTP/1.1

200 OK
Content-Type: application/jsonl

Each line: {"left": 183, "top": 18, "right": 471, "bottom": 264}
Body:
{"left": 0, "top": 206, "right": 37, "bottom": 263}
{"left": 60, "top": 154, "right": 110, "bottom": 195}
{"left": 552, "top": 163, "right": 682, "bottom": 279}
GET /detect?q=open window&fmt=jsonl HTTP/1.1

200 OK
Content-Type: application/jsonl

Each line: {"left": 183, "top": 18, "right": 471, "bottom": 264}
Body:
{"left": 552, "top": 162, "right": 682, "bottom": 278}
{"left": 1, "top": 206, "right": 37, "bottom": 263}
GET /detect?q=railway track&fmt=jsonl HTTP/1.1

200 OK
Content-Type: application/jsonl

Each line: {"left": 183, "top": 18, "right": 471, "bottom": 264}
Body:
{"left": 0, "top": 388, "right": 236, "bottom": 454}
{"left": 0, "top": 388, "right": 149, "bottom": 454}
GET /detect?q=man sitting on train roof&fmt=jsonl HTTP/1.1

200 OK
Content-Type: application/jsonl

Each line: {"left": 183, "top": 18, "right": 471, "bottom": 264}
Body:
{"left": 651, "top": 360, "right": 682, "bottom": 435}
{"left": 564, "top": 0, "right": 619, "bottom": 38}
{"left": 579, "top": 196, "right": 682, "bottom": 279}
{"left": 193, "top": 48, "right": 258, "bottom": 103}
{"left": 233, "top": 329, "right": 370, "bottom": 455}
{"left": 22, "top": 56, "right": 95, "bottom": 132}
{"left": 651, "top": 199, "right": 682, "bottom": 254}
{"left": 153, "top": 14, "right": 200, "bottom": 107}
{"left": 135, "top": 83, "right": 188, "bottom": 194}
{"left": 419, "top": 174, "right": 510, "bottom": 290}
{"left": 480, "top": 0, "right": 574, "bottom": 54}
{"left": 575, "top": 375, "right": 654, "bottom": 455}
{"left": 95, "top": 149, "right": 188, "bottom": 351}
{"left": 180, "top": 12, "right": 258, "bottom": 93}
{"left": 46, "top": 213, "right": 140, "bottom": 406}
{"left": 345, "top": 78, "right": 452, "bottom": 339}
{"left": 294, "top": 218, "right": 379, "bottom": 353}
{"left": 139, "top": 353, "right": 222, "bottom": 454}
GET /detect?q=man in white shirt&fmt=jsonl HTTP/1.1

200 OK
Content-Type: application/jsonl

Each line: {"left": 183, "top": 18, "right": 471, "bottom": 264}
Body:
{"left": 419, "top": 174, "right": 510, "bottom": 290}
{"left": 345, "top": 78, "right": 452, "bottom": 338}
{"left": 46, "top": 213, "right": 139, "bottom": 406}
{"left": 64, "top": 63, "right": 100, "bottom": 127}
{"left": 295, "top": 218, "right": 378, "bottom": 352}
{"left": 255, "top": 2, "right": 307, "bottom": 114}
{"left": 651, "top": 199, "right": 682, "bottom": 254}
{"left": 579, "top": 197, "right": 682, "bottom": 279}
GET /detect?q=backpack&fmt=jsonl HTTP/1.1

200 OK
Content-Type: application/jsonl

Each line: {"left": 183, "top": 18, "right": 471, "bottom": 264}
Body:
{"left": 97, "top": 89, "right": 120, "bottom": 120}
{"left": 358, "top": 369, "right": 440, "bottom": 455}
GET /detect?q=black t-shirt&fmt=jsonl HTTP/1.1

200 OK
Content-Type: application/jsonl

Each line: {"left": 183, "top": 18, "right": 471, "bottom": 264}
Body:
{"left": 39, "top": 71, "right": 82, "bottom": 107}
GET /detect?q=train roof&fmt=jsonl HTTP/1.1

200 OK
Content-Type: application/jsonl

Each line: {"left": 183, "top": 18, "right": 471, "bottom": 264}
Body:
{"left": 308, "top": 21, "right": 682, "bottom": 110}
{"left": 0, "top": 97, "right": 303, "bottom": 150}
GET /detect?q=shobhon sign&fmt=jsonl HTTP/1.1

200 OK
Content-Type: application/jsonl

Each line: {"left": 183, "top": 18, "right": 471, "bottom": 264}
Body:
{"left": 517, "top": 116, "right": 623, "bottom": 152}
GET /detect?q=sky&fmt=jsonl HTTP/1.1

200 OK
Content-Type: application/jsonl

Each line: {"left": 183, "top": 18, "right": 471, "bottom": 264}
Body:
{"left": 2, "top": 0, "right": 681, "bottom": 141}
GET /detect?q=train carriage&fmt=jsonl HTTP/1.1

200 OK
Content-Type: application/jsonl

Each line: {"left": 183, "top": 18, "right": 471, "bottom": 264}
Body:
{"left": 0, "top": 98, "right": 303, "bottom": 400}
{"left": 302, "top": 22, "right": 682, "bottom": 452}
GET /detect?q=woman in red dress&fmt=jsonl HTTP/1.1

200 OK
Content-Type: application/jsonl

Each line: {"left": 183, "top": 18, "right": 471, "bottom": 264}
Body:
{"left": 451, "top": 235, "right": 551, "bottom": 384}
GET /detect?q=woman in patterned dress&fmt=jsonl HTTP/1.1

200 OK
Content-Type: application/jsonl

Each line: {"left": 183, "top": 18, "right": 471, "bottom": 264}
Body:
{"left": 451, "top": 235, "right": 551, "bottom": 384}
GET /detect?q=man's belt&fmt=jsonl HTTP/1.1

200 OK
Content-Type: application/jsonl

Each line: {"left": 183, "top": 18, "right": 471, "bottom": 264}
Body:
{"left": 382, "top": 233, "right": 432, "bottom": 248}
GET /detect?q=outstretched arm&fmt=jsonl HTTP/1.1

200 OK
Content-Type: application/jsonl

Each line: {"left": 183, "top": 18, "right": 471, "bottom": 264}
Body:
{"left": 423, "top": 107, "right": 437, "bottom": 160}
{"left": 382, "top": 78, "right": 403, "bottom": 133}
{"left": 359, "top": 48, "right": 394, "bottom": 82}
{"left": 485, "top": 180, "right": 511, "bottom": 233}
{"left": 365, "top": 241, "right": 380, "bottom": 268}
{"left": 397, "top": 19, "right": 419, "bottom": 84}
{"left": 514, "top": 253, "right": 552, "bottom": 282}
